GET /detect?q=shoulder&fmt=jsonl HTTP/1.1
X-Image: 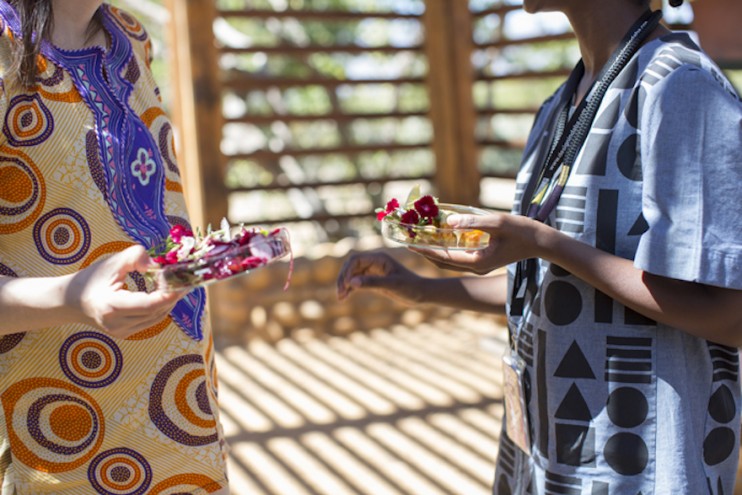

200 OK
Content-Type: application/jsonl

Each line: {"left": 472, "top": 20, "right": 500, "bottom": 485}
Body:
{"left": 101, "top": 3, "right": 153, "bottom": 66}
{"left": 640, "top": 33, "right": 740, "bottom": 103}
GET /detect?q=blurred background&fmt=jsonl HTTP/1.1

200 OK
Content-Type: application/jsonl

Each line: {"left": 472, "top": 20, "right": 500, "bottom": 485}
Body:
{"left": 109, "top": 1, "right": 742, "bottom": 493}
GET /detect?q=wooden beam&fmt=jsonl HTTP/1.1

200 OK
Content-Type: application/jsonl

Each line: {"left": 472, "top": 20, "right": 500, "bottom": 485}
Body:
{"left": 227, "top": 173, "right": 436, "bottom": 193}
{"left": 166, "top": 0, "right": 227, "bottom": 230}
{"left": 218, "top": 9, "right": 421, "bottom": 20}
{"left": 219, "top": 44, "right": 423, "bottom": 55}
{"left": 421, "top": 1, "right": 480, "bottom": 205}
{"left": 223, "top": 76, "right": 425, "bottom": 91}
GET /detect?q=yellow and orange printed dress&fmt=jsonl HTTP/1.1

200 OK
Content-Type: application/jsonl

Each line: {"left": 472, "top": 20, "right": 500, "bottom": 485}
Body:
{"left": 0, "top": 3, "right": 228, "bottom": 493}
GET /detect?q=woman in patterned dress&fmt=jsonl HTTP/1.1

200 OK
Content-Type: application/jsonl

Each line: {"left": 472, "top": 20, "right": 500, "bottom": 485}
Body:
{"left": 338, "top": 0, "right": 742, "bottom": 493}
{"left": 0, "top": 0, "right": 230, "bottom": 493}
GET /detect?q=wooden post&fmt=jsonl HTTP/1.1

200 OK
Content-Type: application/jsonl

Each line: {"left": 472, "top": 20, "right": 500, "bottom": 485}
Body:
{"left": 165, "top": 0, "right": 227, "bottom": 231}
{"left": 421, "top": 1, "right": 480, "bottom": 206}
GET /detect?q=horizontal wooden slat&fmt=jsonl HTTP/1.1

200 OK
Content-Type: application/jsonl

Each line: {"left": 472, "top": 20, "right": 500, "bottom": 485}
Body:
{"left": 475, "top": 68, "right": 572, "bottom": 82}
{"left": 226, "top": 173, "right": 435, "bottom": 193}
{"left": 219, "top": 44, "right": 423, "bottom": 55}
{"left": 233, "top": 211, "right": 379, "bottom": 226}
{"left": 476, "top": 107, "right": 541, "bottom": 117}
{"left": 476, "top": 138, "right": 526, "bottom": 149}
{"left": 218, "top": 9, "right": 422, "bottom": 20}
{"left": 223, "top": 76, "right": 426, "bottom": 90}
{"left": 225, "top": 111, "right": 429, "bottom": 125}
{"left": 227, "top": 142, "right": 430, "bottom": 160}
{"left": 471, "top": 5, "right": 523, "bottom": 18}
{"left": 480, "top": 170, "right": 518, "bottom": 180}
{"left": 475, "top": 32, "right": 575, "bottom": 50}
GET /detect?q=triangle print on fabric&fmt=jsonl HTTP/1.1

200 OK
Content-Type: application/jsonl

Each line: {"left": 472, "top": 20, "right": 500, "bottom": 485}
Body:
{"left": 555, "top": 341, "right": 596, "bottom": 379}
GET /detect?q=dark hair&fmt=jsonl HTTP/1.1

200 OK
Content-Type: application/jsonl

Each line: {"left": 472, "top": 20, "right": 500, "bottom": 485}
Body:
{"left": 8, "top": 0, "right": 53, "bottom": 88}
{"left": 7, "top": 0, "right": 102, "bottom": 89}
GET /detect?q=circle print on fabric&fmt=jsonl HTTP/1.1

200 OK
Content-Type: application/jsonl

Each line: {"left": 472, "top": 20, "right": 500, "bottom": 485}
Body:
{"left": 0, "top": 263, "right": 25, "bottom": 354}
{"left": 107, "top": 6, "right": 147, "bottom": 41}
{"left": 604, "top": 432, "right": 648, "bottom": 476}
{"left": 544, "top": 280, "right": 582, "bottom": 325}
{"left": 703, "top": 427, "right": 736, "bottom": 466}
{"left": 149, "top": 474, "right": 223, "bottom": 494}
{"left": 88, "top": 448, "right": 152, "bottom": 495}
{"left": 3, "top": 94, "right": 54, "bottom": 147}
{"left": 149, "top": 354, "right": 218, "bottom": 447}
{"left": 0, "top": 153, "right": 46, "bottom": 234}
{"left": 0, "top": 377, "right": 104, "bottom": 473}
{"left": 33, "top": 208, "right": 91, "bottom": 265}
{"left": 607, "top": 387, "right": 648, "bottom": 428}
{"left": 59, "top": 332, "right": 123, "bottom": 388}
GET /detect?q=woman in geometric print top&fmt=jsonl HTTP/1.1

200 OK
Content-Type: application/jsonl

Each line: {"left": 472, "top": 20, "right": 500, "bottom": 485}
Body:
{"left": 0, "top": 1, "right": 229, "bottom": 492}
{"left": 338, "top": 0, "right": 742, "bottom": 493}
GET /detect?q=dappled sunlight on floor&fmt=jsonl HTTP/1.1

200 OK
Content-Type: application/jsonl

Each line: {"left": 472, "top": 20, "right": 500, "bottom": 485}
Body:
{"left": 214, "top": 312, "right": 508, "bottom": 495}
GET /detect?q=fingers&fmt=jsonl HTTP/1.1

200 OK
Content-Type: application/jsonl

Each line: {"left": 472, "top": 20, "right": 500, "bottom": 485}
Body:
{"left": 105, "top": 288, "right": 182, "bottom": 315}
{"left": 336, "top": 252, "right": 392, "bottom": 300}
{"left": 446, "top": 212, "right": 503, "bottom": 231}
{"left": 103, "top": 308, "right": 174, "bottom": 340}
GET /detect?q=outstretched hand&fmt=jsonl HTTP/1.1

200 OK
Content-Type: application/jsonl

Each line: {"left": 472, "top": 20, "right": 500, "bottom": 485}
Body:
{"left": 412, "top": 212, "right": 543, "bottom": 275}
{"left": 336, "top": 251, "right": 423, "bottom": 304}
{"left": 67, "top": 245, "right": 184, "bottom": 339}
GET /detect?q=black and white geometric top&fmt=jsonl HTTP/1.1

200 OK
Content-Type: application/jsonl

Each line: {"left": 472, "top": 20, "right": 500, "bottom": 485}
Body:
{"left": 496, "top": 33, "right": 742, "bottom": 495}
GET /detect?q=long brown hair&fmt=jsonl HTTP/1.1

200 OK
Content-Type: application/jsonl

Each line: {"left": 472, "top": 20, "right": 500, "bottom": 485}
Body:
{"left": 7, "top": 0, "right": 103, "bottom": 89}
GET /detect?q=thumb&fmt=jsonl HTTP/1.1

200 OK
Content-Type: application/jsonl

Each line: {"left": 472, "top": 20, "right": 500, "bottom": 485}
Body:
{"left": 110, "top": 245, "right": 153, "bottom": 273}
{"left": 445, "top": 214, "right": 474, "bottom": 228}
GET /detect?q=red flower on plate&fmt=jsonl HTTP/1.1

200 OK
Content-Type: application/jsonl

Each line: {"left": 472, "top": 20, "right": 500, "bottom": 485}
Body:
{"left": 169, "top": 224, "right": 193, "bottom": 244}
{"left": 376, "top": 198, "right": 400, "bottom": 221}
{"left": 414, "top": 195, "right": 439, "bottom": 219}
{"left": 400, "top": 209, "right": 420, "bottom": 225}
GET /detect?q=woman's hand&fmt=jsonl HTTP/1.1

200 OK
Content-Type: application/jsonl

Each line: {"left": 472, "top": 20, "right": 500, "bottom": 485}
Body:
{"left": 67, "top": 245, "right": 184, "bottom": 339}
{"left": 336, "top": 251, "right": 424, "bottom": 304}
{"left": 412, "top": 212, "right": 544, "bottom": 275}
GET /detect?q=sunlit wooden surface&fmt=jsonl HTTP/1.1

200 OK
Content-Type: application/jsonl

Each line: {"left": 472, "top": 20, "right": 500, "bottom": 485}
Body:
{"left": 215, "top": 312, "right": 508, "bottom": 495}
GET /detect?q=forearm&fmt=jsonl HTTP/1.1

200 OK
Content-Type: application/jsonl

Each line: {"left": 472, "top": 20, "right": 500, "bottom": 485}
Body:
{"left": 0, "top": 274, "right": 77, "bottom": 335}
{"left": 418, "top": 273, "right": 508, "bottom": 314}
{"left": 536, "top": 227, "right": 742, "bottom": 346}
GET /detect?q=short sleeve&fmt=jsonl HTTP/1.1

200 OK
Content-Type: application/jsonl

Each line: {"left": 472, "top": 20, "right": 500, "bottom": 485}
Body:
{"left": 635, "top": 65, "right": 742, "bottom": 289}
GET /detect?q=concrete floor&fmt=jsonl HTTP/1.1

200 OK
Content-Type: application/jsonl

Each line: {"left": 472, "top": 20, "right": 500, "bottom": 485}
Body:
{"left": 215, "top": 312, "right": 508, "bottom": 495}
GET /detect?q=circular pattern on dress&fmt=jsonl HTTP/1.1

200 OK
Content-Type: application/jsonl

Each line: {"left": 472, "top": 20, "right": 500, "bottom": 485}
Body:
{"left": 0, "top": 377, "right": 104, "bottom": 473}
{"left": 607, "top": 387, "right": 648, "bottom": 428}
{"left": 0, "top": 153, "right": 45, "bottom": 234}
{"left": 107, "top": 6, "right": 147, "bottom": 41}
{"left": 33, "top": 208, "right": 91, "bottom": 265}
{"left": 149, "top": 354, "right": 218, "bottom": 446}
{"left": 88, "top": 448, "right": 152, "bottom": 495}
{"left": 59, "top": 332, "right": 123, "bottom": 388}
{"left": 148, "top": 474, "right": 223, "bottom": 495}
{"left": 544, "top": 280, "right": 582, "bottom": 326}
{"left": 3, "top": 94, "right": 54, "bottom": 147}
{"left": 158, "top": 123, "right": 179, "bottom": 174}
{"left": 603, "top": 432, "right": 648, "bottom": 475}
{"left": 0, "top": 263, "right": 25, "bottom": 353}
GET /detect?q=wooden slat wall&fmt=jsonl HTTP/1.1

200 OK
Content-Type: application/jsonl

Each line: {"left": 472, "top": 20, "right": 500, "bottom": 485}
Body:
{"left": 167, "top": 1, "right": 693, "bottom": 239}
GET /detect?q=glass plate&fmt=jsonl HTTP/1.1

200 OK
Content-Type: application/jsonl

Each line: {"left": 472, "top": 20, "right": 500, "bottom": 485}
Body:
{"left": 146, "top": 228, "right": 291, "bottom": 291}
{"left": 381, "top": 203, "right": 491, "bottom": 250}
